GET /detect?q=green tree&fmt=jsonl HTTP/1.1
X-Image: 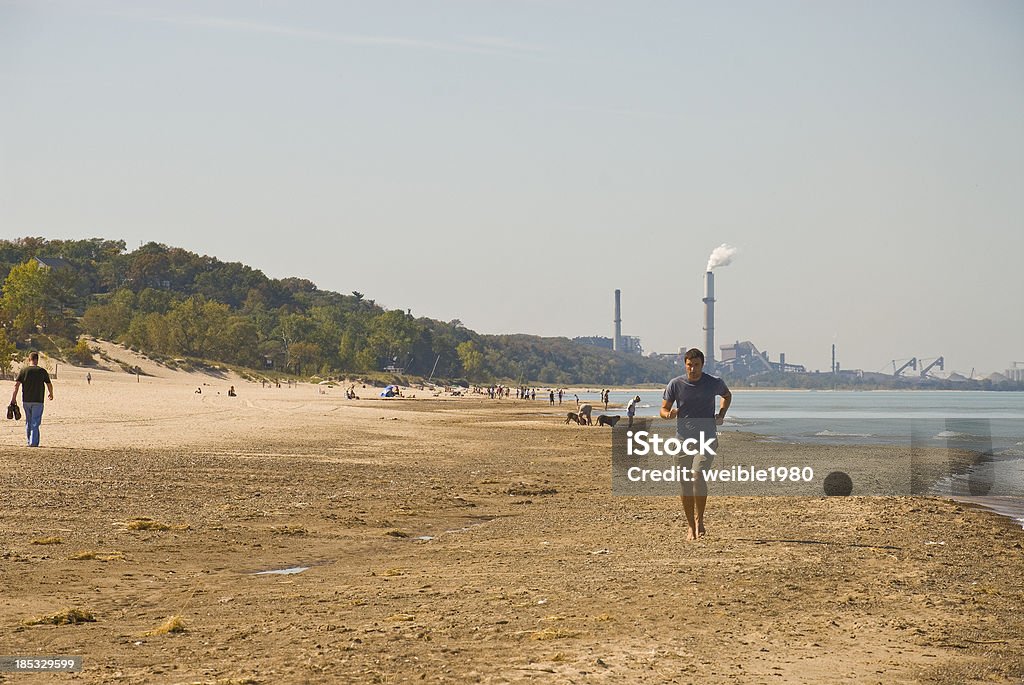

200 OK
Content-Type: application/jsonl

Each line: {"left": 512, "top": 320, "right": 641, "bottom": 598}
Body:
{"left": 68, "top": 337, "right": 95, "bottom": 365}
{"left": 288, "top": 341, "right": 322, "bottom": 375}
{"left": 0, "top": 327, "right": 16, "bottom": 379}
{"left": 165, "top": 296, "right": 229, "bottom": 358}
{"left": 457, "top": 340, "right": 484, "bottom": 380}
{"left": 81, "top": 288, "right": 136, "bottom": 339}
{"left": 0, "top": 260, "right": 61, "bottom": 337}
{"left": 361, "top": 310, "right": 421, "bottom": 371}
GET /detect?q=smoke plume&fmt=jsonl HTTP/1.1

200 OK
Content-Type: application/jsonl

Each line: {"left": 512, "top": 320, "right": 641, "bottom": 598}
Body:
{"left": 706, "top": 243, "right": 738, "bottom": 272}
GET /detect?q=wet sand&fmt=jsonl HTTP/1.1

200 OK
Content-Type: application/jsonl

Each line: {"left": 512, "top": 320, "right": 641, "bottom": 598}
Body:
{"left": 1, "top": 351, "right": 1023, "bottom": 683}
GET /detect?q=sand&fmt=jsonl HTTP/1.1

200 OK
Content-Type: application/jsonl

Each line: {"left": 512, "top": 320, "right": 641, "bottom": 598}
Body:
{"left": 1, "top": 346, "right": 1023, "bottom": 684}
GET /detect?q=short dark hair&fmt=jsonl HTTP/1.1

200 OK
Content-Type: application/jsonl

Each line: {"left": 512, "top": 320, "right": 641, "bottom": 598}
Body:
{"left": 684, "top": 348, "right": 705, "bottom": 363}
{"left": 29, "top": 351, "right": 39, "bottom": 362}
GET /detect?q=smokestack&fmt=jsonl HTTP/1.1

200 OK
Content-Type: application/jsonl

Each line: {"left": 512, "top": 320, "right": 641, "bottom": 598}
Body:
{"left": 613, "top": 289, "right": 622, "bottom": 352}
{"left": 701, "top": 244, "right": 735, "bottom": 373}
{"left": 703, "top": 271, "right": 715, "bottom": 371}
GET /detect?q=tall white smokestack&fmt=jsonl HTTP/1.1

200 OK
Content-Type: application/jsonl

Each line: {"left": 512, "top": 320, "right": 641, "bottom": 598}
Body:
{"left": 613, "top": 289, "right": 622, "bottom": 352}
{"left": 702, "top": 244, "right": 736, "bottom": 373}
{"left": 703, "top": 271, "right": 715, "bottom": 371}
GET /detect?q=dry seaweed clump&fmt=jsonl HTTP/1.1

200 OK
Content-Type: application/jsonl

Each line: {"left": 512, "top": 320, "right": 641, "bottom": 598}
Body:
{"left": 529, "top": 627, "right": 579, "bottom": 641}
{"left": 25, "top": 607, "right": 97, "bottom": 625}
{"left": 143, "top": 615, "right": 187, "bottom": 636}
{"left": 70, "top": 550, "right": 125, "bottom": 561}
{"left": 127, "top": 517, "right": 179, "bottom": 531}
{"left": 30, "top": 536, "right": 63, "bottom": 545}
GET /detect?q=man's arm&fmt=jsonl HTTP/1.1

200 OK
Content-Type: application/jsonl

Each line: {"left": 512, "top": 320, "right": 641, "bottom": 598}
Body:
{"left": 660, "top": 399, "right": 677, "bottom": 420}
{"left": 716, "top": 390, "right": 732, "bottom": 425}
{"left": 45, "top": 381, "right": 54, "bottom": 401}
{"left": 11, "top": 381, "right": 21, "bottom": 405}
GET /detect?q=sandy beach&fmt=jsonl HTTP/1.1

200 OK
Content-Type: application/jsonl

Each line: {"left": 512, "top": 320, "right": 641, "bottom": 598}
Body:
{"left": 2, "top": 348, "right": 1022, "bottom": 684}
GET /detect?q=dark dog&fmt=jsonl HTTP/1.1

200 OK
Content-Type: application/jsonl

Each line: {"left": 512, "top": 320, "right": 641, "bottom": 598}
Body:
{"left": 596, "top": 414, "right": 620, "bottom": 427}
{"left": 565, "top": 411, "right": 582, "bottom": 425}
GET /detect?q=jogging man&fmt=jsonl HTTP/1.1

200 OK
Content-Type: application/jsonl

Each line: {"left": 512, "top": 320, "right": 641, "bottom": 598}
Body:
{"left": 660, "top": 348, "right": 731, "bottom": 541}
{"left": 11, "top": 352, "right": 54, "bottom": 448}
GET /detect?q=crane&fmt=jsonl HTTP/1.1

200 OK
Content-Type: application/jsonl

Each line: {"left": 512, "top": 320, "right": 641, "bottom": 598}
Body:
{"left": 892, "top": 357, "right": 918, "bottom": 377}
{"left": 919, "top": 356, "right": 944, "bottom": 378}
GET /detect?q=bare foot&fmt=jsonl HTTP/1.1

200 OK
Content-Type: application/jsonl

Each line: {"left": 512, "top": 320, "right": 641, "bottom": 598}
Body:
{"left": 686, "top": 526, "right": 697, "bottom": 541}
{"left": 696, "top": 520, "right": 706, "bottom": 538}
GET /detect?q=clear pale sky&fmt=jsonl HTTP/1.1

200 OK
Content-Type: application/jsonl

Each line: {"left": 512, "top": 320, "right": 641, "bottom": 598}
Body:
{"left": 2, "top": 1, "right": 1022, "bottom": 375}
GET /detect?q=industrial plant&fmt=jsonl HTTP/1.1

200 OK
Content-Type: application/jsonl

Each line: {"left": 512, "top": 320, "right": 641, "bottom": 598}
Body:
{"left": 573, "top": 244, "right": 1017, "bottom": 388}
{"left": 573, "top": 265, "right": 1018, "bottom": 387}
{"left": 573, "top": 289, "right": 643, "bottom": 355}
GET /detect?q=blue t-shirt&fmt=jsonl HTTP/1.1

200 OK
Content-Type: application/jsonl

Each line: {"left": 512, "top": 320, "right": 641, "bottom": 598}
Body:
{"left": 663, "top": 373, "right": 729, "bottom": 438}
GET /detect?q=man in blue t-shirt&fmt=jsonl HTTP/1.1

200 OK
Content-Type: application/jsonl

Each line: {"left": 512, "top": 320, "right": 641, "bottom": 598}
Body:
{"left": 10, "top": 352, "right": 55, "bottom": 448}
{"left": 660, "top": 348, "right": 731, "bottom": 541}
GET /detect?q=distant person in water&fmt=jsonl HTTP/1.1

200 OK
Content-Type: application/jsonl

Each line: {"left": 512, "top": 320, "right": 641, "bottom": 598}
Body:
{"left": 660, "top": 348, "right": 731, "bottom": 541}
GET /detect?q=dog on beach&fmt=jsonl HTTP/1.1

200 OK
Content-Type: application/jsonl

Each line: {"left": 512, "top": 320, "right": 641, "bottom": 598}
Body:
{"left": 596, "top": 414, "right": 620, "bottom": 427}
{"left": 565, "top": 411, "right": 584, "bottom": 425}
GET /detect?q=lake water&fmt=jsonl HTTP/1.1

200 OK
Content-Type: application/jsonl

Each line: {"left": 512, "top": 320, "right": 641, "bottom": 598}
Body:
{"left": 582, "top": 389, "right": 1024, "bottom": 526}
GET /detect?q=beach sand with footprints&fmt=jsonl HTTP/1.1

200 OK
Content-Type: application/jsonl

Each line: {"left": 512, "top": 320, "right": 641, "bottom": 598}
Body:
{"left": 2, "top": 344, "right": 1022, "bottom": 683}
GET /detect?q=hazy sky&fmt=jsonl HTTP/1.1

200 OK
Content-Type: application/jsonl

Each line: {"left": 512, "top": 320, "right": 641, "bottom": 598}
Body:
{"left": 2, "top": 1, "right": 1022, "bottom": 374}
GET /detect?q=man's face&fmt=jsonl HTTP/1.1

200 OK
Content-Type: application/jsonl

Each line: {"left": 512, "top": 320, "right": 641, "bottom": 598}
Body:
{"left": 685, "top": 357, "right": 704, "bottom": 380}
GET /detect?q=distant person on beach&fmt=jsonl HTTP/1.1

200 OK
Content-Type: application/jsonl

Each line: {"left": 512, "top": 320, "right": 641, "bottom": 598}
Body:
{"left": 195, "top": 387, "right": 202, "bottom": 394}
{"left": 627, "top": 395, "right": 641, "bottom": 429}
{"left": 660, "top": 348, "right": 731, "bottom": 541}
{"left": 86, "top": 372, "right": 91, "bottom": 385}
{"left": 228, "top": 385, "right": 236, "bottom": 397}
{"left": 10, "top": 352, "right": 54, "bottom": 448}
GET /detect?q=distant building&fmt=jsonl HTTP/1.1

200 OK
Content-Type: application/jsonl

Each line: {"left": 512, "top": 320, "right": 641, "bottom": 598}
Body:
{"left": 574, "top": 335, "right": 643, "bottom": 355}
{"left": 650, "top": 349, "right": 684, "bottom": 365}
{"left": 620, "top": 336, "right": 643, "bottom": 355}
{"left": 573, "top": 336, "right": 614, "bottom": 350}
{"left": 718, "top": 340, "right": 806, "bottom": 376}
{"left": 33, "top": 256, "right": 75, "bottom": 271}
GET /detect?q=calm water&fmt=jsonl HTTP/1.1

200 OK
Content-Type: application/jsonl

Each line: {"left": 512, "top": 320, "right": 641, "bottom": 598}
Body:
{"left": 583, "top": 389, "right": 1024, "bottom": 526}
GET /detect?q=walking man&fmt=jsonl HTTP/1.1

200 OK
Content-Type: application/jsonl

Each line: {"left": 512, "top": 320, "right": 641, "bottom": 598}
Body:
{"left": 11, "top": 352, "right": 54, "bottom": 448}
{"left": 660, "top": 348, "right": 731, "bottom": 541}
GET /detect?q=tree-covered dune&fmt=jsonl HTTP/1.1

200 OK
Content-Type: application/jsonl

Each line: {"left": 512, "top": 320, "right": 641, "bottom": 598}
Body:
{"left": 0, "top": 237, "right": 677, "bottom": 384}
